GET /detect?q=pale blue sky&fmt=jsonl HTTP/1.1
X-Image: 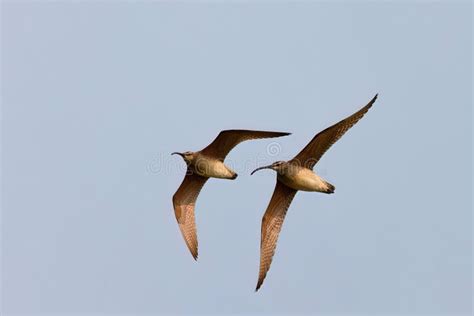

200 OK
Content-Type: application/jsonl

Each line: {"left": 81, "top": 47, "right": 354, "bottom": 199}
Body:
{"left": 1, "top": 1, "right": 472, "bottom": 315}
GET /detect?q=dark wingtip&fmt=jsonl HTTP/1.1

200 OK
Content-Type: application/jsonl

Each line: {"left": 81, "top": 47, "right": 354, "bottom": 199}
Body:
{"left": 269, "top": 131, "right": 291, "bottom": 137}
{"left": 189, "top": 248, "right": 198, "bottom": 261}
{"left": 255, "top": 282, "right": 262, "bottom": 292}
{"left": 364, "top": 93, "right": 378, "bottom": 110}
{"left": 231, "top": 173, "right": 238, "bottom": 180}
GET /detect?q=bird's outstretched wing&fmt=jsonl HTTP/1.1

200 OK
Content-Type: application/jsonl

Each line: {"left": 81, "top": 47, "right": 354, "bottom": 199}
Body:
{"left": 200, "top": 129, "right": 290, "bottom": 161}
{"left": 256, "top": 180, "right": 297, "bottom": 291}
{"left": 290, "top": 94, "right": 378, "bottom": 170}
{"left": 173, "top": 169, "right": 208, "bottom": 260}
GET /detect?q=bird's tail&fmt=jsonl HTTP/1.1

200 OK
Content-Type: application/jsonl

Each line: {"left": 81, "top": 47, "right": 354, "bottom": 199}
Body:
{"left": 323, "top": 181, "right": 335, "bottom": 194}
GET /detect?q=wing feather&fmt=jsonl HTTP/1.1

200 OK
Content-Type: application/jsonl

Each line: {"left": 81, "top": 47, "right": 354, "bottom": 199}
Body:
{"left": 291, "top": 94, "right": 377, "bottom": 169}
{"left": 256, "top": 180, "right": 297, "bottom": 291}
{"left": 173, "top": 170, "right": 208, "bottom": 260}
{"left": 201, "top": 129, "right": 290, "bottom": 161}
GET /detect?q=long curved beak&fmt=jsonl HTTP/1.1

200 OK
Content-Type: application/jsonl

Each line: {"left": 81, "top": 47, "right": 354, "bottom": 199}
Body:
{"left": 171, "top": 152, "right": 184, "bottom": 157}
{"left": 251, "top": 165, "right": 273, "bottom": 175}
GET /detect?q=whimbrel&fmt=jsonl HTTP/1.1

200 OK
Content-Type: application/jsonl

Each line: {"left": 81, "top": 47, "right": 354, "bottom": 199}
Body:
{"left": 251, "top": 94, "right": 378, "bottom": 291}
{"left": 172, "top": 129, "right": 290, "bottom": 260}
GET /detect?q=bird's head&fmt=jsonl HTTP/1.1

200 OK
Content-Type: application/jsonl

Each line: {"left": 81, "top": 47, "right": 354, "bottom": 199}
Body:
{"left": 251, "top": 161, "right": 287, "bottom": 175}
{"left": 171, "top": 151, "right": 196, "bottom": 164}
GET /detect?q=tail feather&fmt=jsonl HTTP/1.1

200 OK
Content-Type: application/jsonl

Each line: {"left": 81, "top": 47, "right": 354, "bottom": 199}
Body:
{"left": 323, "top": 181, "right": 335, "bottom": 194}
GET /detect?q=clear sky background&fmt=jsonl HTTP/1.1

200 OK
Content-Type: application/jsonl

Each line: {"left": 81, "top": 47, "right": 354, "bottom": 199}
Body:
{"left": 1, "top": 1, "right": 472, "bottom": 315}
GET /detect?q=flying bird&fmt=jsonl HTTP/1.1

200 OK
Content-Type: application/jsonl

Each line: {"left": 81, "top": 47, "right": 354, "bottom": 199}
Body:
{"left": 251, "top": 94, "right": 378, "bottom": 291}
{"left": 172, "top": 129, "right": 291, "bottom": 260}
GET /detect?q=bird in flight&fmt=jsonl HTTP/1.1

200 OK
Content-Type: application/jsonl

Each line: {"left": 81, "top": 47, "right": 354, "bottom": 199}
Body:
{"left": 251, "top": 94, "right": 378, "bottom": 291}
{"left": 172, "top": 129, "right": 290, "bottom": 260}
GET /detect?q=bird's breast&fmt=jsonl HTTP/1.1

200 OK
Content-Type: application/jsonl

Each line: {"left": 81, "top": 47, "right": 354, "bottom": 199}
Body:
{"left": 278, "top": 168, "right": 328, "bottom": 192}
{"left": 193, "top": 157, "right": 236, "bottom": 179}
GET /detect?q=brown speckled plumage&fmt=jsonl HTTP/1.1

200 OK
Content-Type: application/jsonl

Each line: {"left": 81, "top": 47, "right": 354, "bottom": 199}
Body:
{"left": 254, "top": 95, "right": 377, "bottom": 291}
{"left": 172, "top": 130, "right": 290, "bottom": 259}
